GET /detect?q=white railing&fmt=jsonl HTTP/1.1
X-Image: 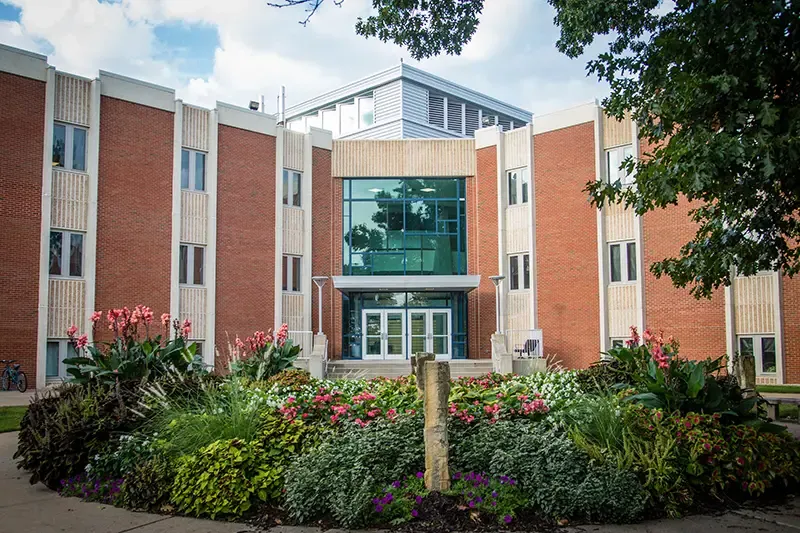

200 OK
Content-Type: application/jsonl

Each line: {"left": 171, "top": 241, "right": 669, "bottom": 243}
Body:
{"left": 504, "top": 329, "right": 544, "bottom": 358}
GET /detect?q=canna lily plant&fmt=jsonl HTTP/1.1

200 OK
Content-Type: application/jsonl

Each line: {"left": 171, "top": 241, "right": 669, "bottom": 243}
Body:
{"left": 64, "top": 305, "right": 205, "bottom": 385}
{"left": 228, "top": 323, "right": 301, "bottom": 381}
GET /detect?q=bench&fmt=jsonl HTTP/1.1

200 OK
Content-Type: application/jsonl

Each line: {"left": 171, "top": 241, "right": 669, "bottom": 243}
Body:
{"left": 763, "top": 397, "right": 800, "bottom": 420}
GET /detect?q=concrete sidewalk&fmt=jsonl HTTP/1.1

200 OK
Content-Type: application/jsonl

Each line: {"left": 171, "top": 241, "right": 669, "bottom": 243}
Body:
{"left": 0, "top": 390, "right": 37, "bottom": 407}
{"left": 1, "top": 431, "right": 799, "bottom": 532}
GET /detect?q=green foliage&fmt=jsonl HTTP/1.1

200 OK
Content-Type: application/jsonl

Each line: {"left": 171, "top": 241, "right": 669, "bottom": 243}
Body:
{"left": 141, "top": 377, "right": 265, "bottom": 458}
{"left": 562, "top": 395, "right": 629, "bottom": 467}
{"left": 13, "top": 383, "right": 142, "bottom": 489}
{"left": 451, "top": 420, "right": 647, "bottom": 523}
{"left": 118, "top": 457, "right": 176, "bottom": 512}
{"left": 171, "top": 438, "right": 275, "bottom": 518}
{"left": 549, "top": 0, "right": 800, "bottom": 297}
{"left": 85, "top": 433, "right": 158, "bottom": 480}
{"left": 59, "top": 474, "right": 123, "bottom": 504}
{"left": 370, "top": 474, "right": 428, "bottom": 525}
{"left": 265, "top": 368, "right": 317, "bottom": 389}
{"left": 284, "top": 416, "right": 425, "bottom": 528}
{"left": 64, "top": 334, "right": 204, "bottom": 385}
{"left": 448, "top": 473, "right": 529, "bottom": 525}
{"left": 229, "top": 328, "right": 301, "bottom": 381}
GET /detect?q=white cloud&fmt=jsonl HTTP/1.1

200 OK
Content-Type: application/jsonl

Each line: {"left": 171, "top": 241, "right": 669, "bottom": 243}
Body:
{"left": 0, "top": 0, "right": 608, "bottom": 114}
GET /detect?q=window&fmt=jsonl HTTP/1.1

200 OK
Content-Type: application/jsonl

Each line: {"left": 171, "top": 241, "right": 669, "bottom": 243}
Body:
{"left": 321, "top": 109, "right": 339, "bottom": 137}
{"left": 739, "top": 336, "right": 778, "bottom": 374}
{"left": 606, "top": 145, "right": 635, "bottom": 186}
{"left": 358, "top": 97, "right": 374, "bottom": 128}
{"left": 179, "top": 244, "right": 205, "bottom": 285}
{"left": 194, "top": 341, "right": 203, "bottom": 359}
{"left": 609, "top": 241, "right": 637, "bottom": 283}
{"left": 282, "top": 169, "right": 302, "bottom": 207}
{"left": 282, "top": 255, "right": 301, "bottom": 292}
{"left": 49, "top": 230, "right": 83, "bottom": 278}
{"left": 340, "top": 102, "right": 357, "bottom": 135}
{"left": 46, "top": 339, "right": 77, "bottom": 379}
{"left": 611, "top": 339, "right": 625, "bottom": 349}
{"left": 508, "top": 254, "right": 530, "bottom": 291}
{"left": 507, "top": 169, "right": 529, "bottom": 206}
{"left": 52, "top": 123, "right": 87, "bottom": 171}
{"left": 180, "top": 149, "right": 206, "bottom": 192}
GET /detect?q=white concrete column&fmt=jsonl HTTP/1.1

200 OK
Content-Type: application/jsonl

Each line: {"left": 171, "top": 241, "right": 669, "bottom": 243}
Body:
{"left": 274, "top": 127, "right": 285, "bottom": 331}
{"left": 774, "top": 271, "right": 785, "bottom": 384}
{"left": 631, "top": 119, "right": 646, "bottom": 336}
{"left": 35, "top": 66, "right": 56, "bottom": 390}
{"left": 495, "top": 127, "right": 507, "bottom": 334}
{"left": 525, "top": 124, "right": 537, "bottom": 329}
{"left": 593, "top": 102, "right": 609, "bottom": 354}
{"left": 302, "top": 132, "right": 314, "bottom": 333}
{"left": 205, "top": 109, "right": 219, "bottom": 366}
{"left": 169, "top": 101, "right": 183, "bottom": 326}
{"left": 84, "top": 78, "right": 101, "bottom": 343}
{"left": 724, "top": 276, "right": 737, "bottom": 373}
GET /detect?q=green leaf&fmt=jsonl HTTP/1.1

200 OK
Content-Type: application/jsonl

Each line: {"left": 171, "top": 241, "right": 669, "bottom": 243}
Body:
{"left": 686, "top": 363, "right": 705, "bottom": 398}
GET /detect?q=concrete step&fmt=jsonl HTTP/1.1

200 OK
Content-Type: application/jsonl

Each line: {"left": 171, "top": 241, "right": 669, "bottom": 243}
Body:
{"left": 325, "top": 360, "right": 493, "bottom": 380}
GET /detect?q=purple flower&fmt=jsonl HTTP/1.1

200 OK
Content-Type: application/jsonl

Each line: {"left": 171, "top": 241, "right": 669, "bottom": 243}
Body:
{"left": 411, "top": 509, "right": 419, "bottom": 518}
{"left": 415, "top": 495, "right": 423, "bottom": 505}
{"left": 453, "top": 472, "right": 462, "bottom": 480}
{"left": 385, "top": 493, "right": 394, "bottom": 503}
{"left": 476, "top": 496, "right": 483, "bottom": 503}
{"left": 492, "top": 491, "right": 498, "bottom": 498}
{"left": 416, "top": 471, "right": 424, "bottom": 479}
{"left": 372, "top": 497, "right": 380, "bottom": 504}
{"left": 375, "top": 504, "right": 384, "bottom": 513}
{"left": 392, "top": 480, "right": 402, "bottom": 488}
{"left": 468, "top": 501, "right": 475, "bottom": 508}
{"left": 504, "top": 515, "right": 513, "bottom": 524}
{"left": 491, "top": 500, "right": 498, "bottom": 507}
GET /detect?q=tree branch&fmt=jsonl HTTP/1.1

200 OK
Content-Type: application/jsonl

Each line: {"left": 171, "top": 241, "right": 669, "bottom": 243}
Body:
{"left": 265, "top": 0, "right": 345, "bottom": 26}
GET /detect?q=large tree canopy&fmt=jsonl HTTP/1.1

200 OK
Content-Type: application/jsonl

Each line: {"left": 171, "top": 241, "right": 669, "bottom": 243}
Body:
{"left": 270, "top": 0, "right": 800, "bottom": 298}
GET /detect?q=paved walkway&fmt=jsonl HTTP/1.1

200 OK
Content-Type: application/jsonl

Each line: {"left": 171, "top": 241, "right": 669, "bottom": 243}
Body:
{"left": 0, "top": 390, "right": 37, "bottom": 407}
{"left": 1, "top": 431, "right": 799, "bottom": 532}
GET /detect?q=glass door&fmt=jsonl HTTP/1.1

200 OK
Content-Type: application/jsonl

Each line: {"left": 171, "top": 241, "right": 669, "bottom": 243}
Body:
{"left": 362, "top": 310, "right": 383, "bottom": 360}
{"left": 406, "top": 309, "right": 451, "bottom": 360}
{"left": 431, "top": 310, "right": 451, "bottom": 359}
{"left": 361, "top": 310, "right": 406, "bottom": 360}
{"left": 385, "top": 311, "right": 406, "bottom": 360}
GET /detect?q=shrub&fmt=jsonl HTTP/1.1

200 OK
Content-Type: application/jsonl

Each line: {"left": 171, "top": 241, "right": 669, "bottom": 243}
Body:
{"left": 448, "top": 472, "right": 529, "bottom": 525}
{"left": 85, "top": 433, "right": 158, "bottom": 480}
{"left": 14, "top": 382, "right": 142, "bottom": 489}
{"left": 284, "top": 416, "right": 425, "bottom": 528}
{"left": 228, "top": 324, "right": 301, "bottom": 380}
{"left": 451, "top": 420, "right": 647, "bottom": 523}
{"left": 64, "top": 306, "right": 205, "bottom": 385}
{"left": 171, "top": 438, "right": 274, "bottom": 518}
{"left": 265, "top": 368, "right": 317, "bottom": 389}
{"left": 118, "top": 456, "right": 176, "bottom": 512}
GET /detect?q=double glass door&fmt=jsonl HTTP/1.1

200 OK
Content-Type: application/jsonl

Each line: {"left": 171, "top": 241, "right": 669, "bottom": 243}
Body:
{"left": 361, "top": 308, "right": 451, "bottom": 360}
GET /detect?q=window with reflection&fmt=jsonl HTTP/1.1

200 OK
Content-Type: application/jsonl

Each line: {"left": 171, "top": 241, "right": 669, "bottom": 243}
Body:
{"left": 342, "top": 178, "right": 467, "bottom": 276}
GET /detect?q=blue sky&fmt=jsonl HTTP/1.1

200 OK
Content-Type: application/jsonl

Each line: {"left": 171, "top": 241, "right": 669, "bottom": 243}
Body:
{"left": 0, "top": 0, "right": 609, "bottom": 115}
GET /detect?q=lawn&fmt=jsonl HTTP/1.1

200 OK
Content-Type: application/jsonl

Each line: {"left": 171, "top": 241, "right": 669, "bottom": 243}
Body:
{"left": 0, "top": 406, "right": 27, "bottom": 433}
{"left": 757, "top": 384, "right": 800, "bottom": 394}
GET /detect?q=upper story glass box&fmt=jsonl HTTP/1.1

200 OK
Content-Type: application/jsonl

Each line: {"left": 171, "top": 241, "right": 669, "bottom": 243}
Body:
{"left": 342, "top": 178, "right": 467, "bottom": 276}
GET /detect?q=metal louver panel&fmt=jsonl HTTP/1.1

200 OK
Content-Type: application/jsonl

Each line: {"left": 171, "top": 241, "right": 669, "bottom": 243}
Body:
{"left": 498, "top": 117, "right": 512, "bottom": 132}
{"left": 428, "top": 93, "right": 445, "bottom": 128}
{"left": 447, "top": 100, "right": 463, "bottom": 134}
{"left": 465, "top": 106, "right": 480, "bottom": 136}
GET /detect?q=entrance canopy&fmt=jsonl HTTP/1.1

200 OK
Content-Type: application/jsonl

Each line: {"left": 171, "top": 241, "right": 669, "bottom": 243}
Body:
{"left": 332, "top": 275, "right": 480, "bottom": 294}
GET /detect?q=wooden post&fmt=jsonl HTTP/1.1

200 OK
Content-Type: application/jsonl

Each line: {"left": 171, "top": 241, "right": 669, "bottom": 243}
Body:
{"left": 423, "top": 360, "right": 450, "bottom": 491}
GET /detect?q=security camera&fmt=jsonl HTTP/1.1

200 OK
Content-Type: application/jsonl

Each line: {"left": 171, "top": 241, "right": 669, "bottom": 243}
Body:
{"left": 249, "top": 100, "right": 259, "bottom": 111}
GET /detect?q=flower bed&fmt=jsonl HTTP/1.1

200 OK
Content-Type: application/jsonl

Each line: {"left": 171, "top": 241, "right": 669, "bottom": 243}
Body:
{"left": 12, "top": 312, "right": 800, "bottom": 530}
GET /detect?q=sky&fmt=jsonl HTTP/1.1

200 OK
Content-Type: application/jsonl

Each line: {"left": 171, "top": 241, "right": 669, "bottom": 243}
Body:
{"left": 0, "top": 0, "right": 610, "bottom": 116}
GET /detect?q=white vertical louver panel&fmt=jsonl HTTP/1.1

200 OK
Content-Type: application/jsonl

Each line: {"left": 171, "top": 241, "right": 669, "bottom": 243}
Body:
{"left": 465, "top": 106, "right": 480, "bottom": 136}
{"left": 428, "top": 93, "right": 445, "bottom": 129}
{"left": 447, "top": 100, "right": 463, "bottom": 134}
{"left": 402, "top": 81, "right": 429, "bottom": 124}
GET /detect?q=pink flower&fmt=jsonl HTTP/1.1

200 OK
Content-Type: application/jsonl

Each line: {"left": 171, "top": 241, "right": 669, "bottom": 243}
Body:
{"left": 181, "top": 319, "right": 191, "bottom": 338}
{"left": 627, "top": 325, "right": 640, "bottom": 346}
{"left": 90, "top": 311, "right": 102, "bottom": 323}
{"left": 66, "top": 325, "right": 78, "bottom": 337}
{"left": 276, "top": 323, "right": 289, "bottom": 346}
{"left": 75, "top": 334, "right": 88, "bottom": 349}
{"left": 141, "top": 306, "right": 154, "bottom": 324}
{"left": 160, "top": 313, "right": 170, "bottom": 328}
{"left": 235, "top": 336, "right": 245, "bottom": 350}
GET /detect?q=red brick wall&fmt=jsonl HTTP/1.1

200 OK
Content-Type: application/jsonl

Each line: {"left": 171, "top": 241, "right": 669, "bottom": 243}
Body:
{"left": 0, "top": 72, "right": 45, "bottom": 380}
{"left": 215, "top": 125, "right": 276, "bottom": 370}
{"left": 310, "top": 147, "right": 342, "bottom": 358}
{"left": 534, "top": 122, "right": 600, "bottom": 368}
{"left": 468, "top": 147, "right": 498, "bottom": 359}
{"left": 642, "top": 198, "right": 726, "bottom": 359}
{"left": 782, "top": 275, "right": 800, "bottom": 383}
{"left": 96, "top": 97, "right": 173, "bottom": 332}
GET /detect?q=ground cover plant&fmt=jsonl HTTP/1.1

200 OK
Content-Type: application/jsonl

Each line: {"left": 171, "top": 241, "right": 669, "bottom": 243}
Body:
{"left": 13, "top": 319, "right": 800, "bottom": 530}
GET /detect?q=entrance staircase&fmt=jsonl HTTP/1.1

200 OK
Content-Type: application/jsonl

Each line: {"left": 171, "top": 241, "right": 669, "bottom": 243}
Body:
{"left": 325, "top": 359, "right": 493, "bottom": 380}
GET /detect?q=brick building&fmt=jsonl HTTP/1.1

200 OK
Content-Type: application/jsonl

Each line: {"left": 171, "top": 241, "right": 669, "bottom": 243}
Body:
{"left": 0, "top": 43, "right": 791, "bottom": 387}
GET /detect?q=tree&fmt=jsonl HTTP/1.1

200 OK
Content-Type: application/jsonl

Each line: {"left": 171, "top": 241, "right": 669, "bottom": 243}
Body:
{"left": 270, "top": 0, "right": 800, "bottom": 299}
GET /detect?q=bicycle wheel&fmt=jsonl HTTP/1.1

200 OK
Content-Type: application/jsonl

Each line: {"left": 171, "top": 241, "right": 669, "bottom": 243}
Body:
{"left": 0, "top": 372, "right": 8, "bottom": 391}
{"left": 16, "top": 372, "right": 27, "bottom": 393}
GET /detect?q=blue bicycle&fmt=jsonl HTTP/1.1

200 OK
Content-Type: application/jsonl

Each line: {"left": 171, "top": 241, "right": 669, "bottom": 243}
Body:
{"left": 0, "top": 359, "right": 28, "bottom": 393}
